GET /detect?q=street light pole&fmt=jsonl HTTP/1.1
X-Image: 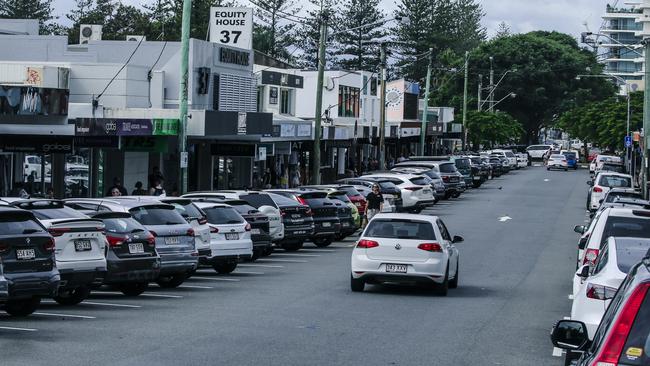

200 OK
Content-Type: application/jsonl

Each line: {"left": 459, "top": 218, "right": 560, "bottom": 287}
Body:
{"left": 311, "top": 13, "right": 328, "bottom": 185}
{"left": 378, "top": 43, "right": 387, "bottom": 170}
{"left": 477, "top": 74, "right": 482, "bottom": 111}
{"left": 177, "top": 0, "right": 192, "bottom": 194}
{"left": 489, "top": 56, "right": 495, "bottom": 112}
{"left": 462, "top": 51, "right": 469, "bottom": 150}
{"left": 420, "top": 48, "right": 433, "bottom": 156}
{"left": 644, "top": 38, "right": 650, "bottom": 198}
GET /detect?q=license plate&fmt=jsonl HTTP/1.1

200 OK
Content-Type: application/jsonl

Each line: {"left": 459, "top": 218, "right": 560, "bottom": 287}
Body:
{"left": 291, "top": 219, "right": 304, "bottom": 224}
{"left": 128, "top": 243, "right": 144, "bottom": 254}
{"left": 251, "top": 228, "right": 261, "bottom": 235}
{"left": 292, "top": 214, "right": 300, "bottom": 218}
{"left": 322, "top": 222, "right": 332, "bottom": 228}
{"left": 225, "top": 233, "right": 239, "bottom": 240}
{"left": 293, "top": 230, "right": 306, "bottom": 235}
{"left": 164, "top": 236, "right": 180, "bottom": 245}
{"left": 386, "top": 264, "right": 407, "bottom": 273}
{"left": 16, "top": 248, "right": 35, "bottom": 260}
{"left": 473, "top": 176, "right": 481, "bottom": 180}
{"left": 422, "top": 189, "right": 431, "bottom": 194}
{"left": 74, "top": 239, "right": 92, "bottom": 251}
{"left": 342, "top": 222, "right": 350, "bottom": 227}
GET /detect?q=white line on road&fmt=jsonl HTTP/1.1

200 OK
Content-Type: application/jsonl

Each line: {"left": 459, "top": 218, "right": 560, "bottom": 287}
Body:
{"left": 96, "top": 291, "right": 183, "bottom": 299}
{"left": 238, "top": 264, "right": 284, "bottom": 268}
{"left": 152, "top": 284, "right": 214, "bottom": 289}
{"left": 0, "top": 326, "right": 38, "bottom": 332}
{"left": 233, "top": 271, "right": 265, "bottom": 275}
{"left": 272, "top": 253, "right": 321, "bottom": 257}
{"left": 296, "top": 249, "right": 335, "bottom": 253}
{"left": 498, "top": 216, "right": 512, "bottom": 222}
{"left": 192, "top": 276, "right": 241, "bottom": 282}
{"left": 552, "top": 347, "right": 563, "bottom": 357}
{"left": 34, "top": 312, "right": 96, "bottom": 319}
{"left": 568, "top": 294, "right": 574, "bottom": 300}
{"left": 256, "top": 259, "right": 308, "bottom": 263}
{"left": 42, "top": 300, "right": 142, "bottom": 309}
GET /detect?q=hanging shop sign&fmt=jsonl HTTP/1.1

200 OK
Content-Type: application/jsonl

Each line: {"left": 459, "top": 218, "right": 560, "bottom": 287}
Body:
{"left": 209, "top": 7, "right": 253, "bottom": 50}
{"left": 0, "top": 135, "right": 73, "bottom": 153}
{"left": 152, "top": 119, "right": 179, "bottom": 136}
{"left": 211, "top": 143, "right": 255, "bottom": 157}
{"left": 75, "top": 118, "right": 157, "bottom": 136}
{"left": 121, "top": 136, "right": 168, "bottom": 153}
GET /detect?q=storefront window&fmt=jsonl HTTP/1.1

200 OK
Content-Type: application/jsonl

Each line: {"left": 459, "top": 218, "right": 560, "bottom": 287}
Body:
{"left": 65, "top": 149, "right": 90, "bottom": 198}
{"left": 21, "top": 153, "right": 51, "bottom": 197}
{"left": 280, "top": 89, "right": 292, "bottom": 115}
{"left": 338, "top": 86, "right": 360, "bottom": 118}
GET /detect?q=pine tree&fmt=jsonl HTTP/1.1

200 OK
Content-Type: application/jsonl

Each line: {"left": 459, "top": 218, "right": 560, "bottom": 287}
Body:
{"left": 0, "top": 0, "right": 56, "bottom": 34}
{"left": 334, "top": 0, "right": 386, "bottom": 72}
{"left": 494, "top": 21, "right": 511, "bottom": 39}
{"left": 393, "top": 0, "right": 434, "bottom": 81}
{"left": 147, "top": 0, "right": 238, "bottom": 41}
{"left": 295, "top": 0, "right": 337, "bottom": 69}
{"left": 252, "top": 0, "right": 301, "bottom": 61}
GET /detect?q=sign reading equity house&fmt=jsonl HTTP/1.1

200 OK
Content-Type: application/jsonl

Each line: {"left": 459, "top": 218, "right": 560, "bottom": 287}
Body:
{"left": 209, "top": 7, "right": 253, "bottom": 50}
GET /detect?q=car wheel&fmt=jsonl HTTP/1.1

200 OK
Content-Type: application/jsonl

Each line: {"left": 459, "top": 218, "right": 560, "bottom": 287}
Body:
{"left": 282, "top": 241, "right": 303, "bottom": 252}
{"left": 411, "top": 208, "right": 423, "bottom": 214}
{"left": 546, "top": 167, "right": 550, "bottom": 171}
{"left": 350, "top": 275, "right": 365, "bottom": 292}
{"left": 444, "top": 192, "right": 452, "bottom": 199}
{"left": 156, "top": 274, "right": 186, "bottom": 288}
{"left": 565, "top": 168, "right": 568, "bottom": 171}
{"left": 313, "top": 237, "right": 333, "bottom": 247}
{"left": 119, "top": 282, "right": 148, "bottom": 296}
{"left": 472, "top": 181, "right": 481, "bottom": 188}
{"left": 54, "top": 286, "right": 90, "bottom": 305}
{"left": 212, "top": 262, "right": 237, "bottom": 274}
{"left": 449, "top": 260, "right": 459, "bottom": 289}
{"left": 263, "top": 246, "right": 274, "bottom": 256}
{"left": 433, "top": 266, "right": 449, "bottom": 296}
{"left": 452, "top": 192, "right": 460, "bottom": 198}
{"left": 249, "top": 250, "right": 260, "bottom": 262}
{"left": 3, "top": 297, "right": 41, "bottom": 317}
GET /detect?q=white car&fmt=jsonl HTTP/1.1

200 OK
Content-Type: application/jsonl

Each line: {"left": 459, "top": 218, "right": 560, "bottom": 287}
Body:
{"left": 546, "top": 154, "right": 568, "bottom": 171}
{"left": 492, "top": 150, "right": 518, "bottom": 168}
{"left": 184, "top": 191, "right": 284, "bottom": 243}
{"left": 360, "top": 173, "right": 435, "bottom": 213}
{"left": 351, "top": 213, "right": 462, "bottom": 295}
{"left": 571, "top": 237, "right": 650, "bottom": 338}
{"left": 3, "top": 198, "right": 107, "bottom": 305}
{"left": 587, "top": 172, "right": 633, "bottom": 211}
{"left": 193, "top": 202, "right": 253, "bottom": 274}
{"left": 516, "top": 153, "right": 528, "bottom": 168}
{"left": 594, "top": 155, "right": 622, "bottom": 173}
{"left": 24, "top": 155, "right": 51, "bottom": 180}
{"left": 526, "top": 145, "right": 552, "bottom": 160}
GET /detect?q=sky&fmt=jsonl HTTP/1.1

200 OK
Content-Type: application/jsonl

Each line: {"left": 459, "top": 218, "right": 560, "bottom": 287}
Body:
{"left": 52, "top": 0, "right": 611, "bottom": 39}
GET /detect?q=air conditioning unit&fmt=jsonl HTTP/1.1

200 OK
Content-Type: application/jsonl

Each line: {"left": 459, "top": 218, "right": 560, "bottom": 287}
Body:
{"left": 79, "top": 24, "right": 102, "bottom": 44}
{"left": 126, "top": 35, "right": 146, "bottom": 42}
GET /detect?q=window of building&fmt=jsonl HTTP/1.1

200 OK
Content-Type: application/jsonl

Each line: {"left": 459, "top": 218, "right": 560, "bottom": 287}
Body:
{"left": 280, "top": 88, "right": 293, "bottom": 115}
{"left": 257, "top": 86, "right": 264, "bottom": 112}
{"left": 370, "top": 77, "right": 377, "bottom": 96}
{"left": 338, "top": 86, "right": 360, "bottom": 118}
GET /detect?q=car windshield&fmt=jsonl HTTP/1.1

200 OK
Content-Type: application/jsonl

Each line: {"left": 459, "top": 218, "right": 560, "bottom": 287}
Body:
{"left": 267, "top": 192, "right": 303, "bottom": 206}
{"left": 129, "top": 206, "right": 186, "bottom": 225}
{"left": 167, "top": 201, "right": 204, "bottom": 219}
{"left": 504, "top": 152, "right": 515, "bottom": 157}
{"left": 421, "top": 170, "right": 442, "bottom": 179}
{"left": 203, "top": 206, "right": 245, "bottom": 224}
{"left": 376, "top": 181, "right": 399, "bottom": 190}
{"left": 598, "top": 176, "right": 632, "bottom": 188}
{"left": 0, "top": 214, "right": 44, "bottom": 235}
{"left": 329, "top": 193, "right": 351, "bottom": 203}
{"left": 528, "top": 146, "right": 550, "bottom": 150}
{"left": 602, "top": 164, "right": 625, "bottom": 173}
{"left": 615, "top": 239, "right": 650, "bottom": 273}
{"left": 226, "top": 201, "right": 260, "bottom": 215}
{"left": 409, "top": 177, "right": 430, "bottom": 185}
{"left": 550, "top": 154, "right": 565, "bottom": 159}
{"left": 605, "top": 192, "right": 642, "bottom": 203}
{"left": 365, "top": 219, "right": 436, "bottom": 240}
{"left": 102, "top": 216, "right": 147, "bottom": 234}
{"left": 438, "top": 163, "right": 457, "bottom": 173}
{"left": 336, "top": 187, "right": 362, "bottom": 197}
{"left": 601, "top": 216, "right": 650, "bottom": 247}
{"left": 563, "top": 152, "right": 576, "bottom": 159}
{"left": 30, "top": 206, "right": 88, "bottom": 220}
{"left": 240, "top": 193, "right": 279, "bottom": 209}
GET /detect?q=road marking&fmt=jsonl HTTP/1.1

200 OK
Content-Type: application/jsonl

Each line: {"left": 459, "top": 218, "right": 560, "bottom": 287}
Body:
{"left": 152, "top": 284, "right": 214, "bottom": 289}
{"left": 233, "top": 271, "right": 265, "bottom": 275}
{"left": 543, "top": 179, "right": 550, "bottom": 182}
{"left": 96, "top": 291, "right": 183, "bottom": 299}
{"left": 34, "top": 312, "right": 96, "bottom": 319}
{"left": 552, "top": 347, "right": 563, "bottom": 357}
{"left": 256, "top": 259, "right": 308, "bottom": 263}
{"left": 299, "top": 249, "right": 335, "bottom": 253}
{"left": 42, "top": 300, "right": 142, "bottom": 309}
{"left": 238, "top": 264, "right": 284, "bottom": 268}
{"left": 568, "top": 294, "right": 574, "bottom": 300}
{"left": 192, "top": 276, "right": 241, "bottom": 282}
{"left": 0, "top": 326, "right": 38, "bottom": 332}
{"left": 498, "top": 216, "right": 512, "bottom": 222}
{"left": 272, "top": 253, "right": 321, "bottom": 257}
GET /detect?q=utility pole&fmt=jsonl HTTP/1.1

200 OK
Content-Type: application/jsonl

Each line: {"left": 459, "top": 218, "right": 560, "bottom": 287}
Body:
{"left": 644, "top": 38, "right": 650, "bottom": 198}
{"left": 177, "top": 0, "right": 191, "bottom": 194}
{"left": 477, "top": 74, "right": 482, "bottom": 111}
{"left": 311, "top": 13, "right": 328, "bottom": 185}
{"left": 420, "top": 48, "right": 433, "bottom": 156}
{"left": 378, "top": 43, "right": 387, "bottom": 170}
{"left": 488, "top": 56, "right": 495, "bottom": 112}
{"left": 462, "top": 51, "right": 469, "bottom": 150}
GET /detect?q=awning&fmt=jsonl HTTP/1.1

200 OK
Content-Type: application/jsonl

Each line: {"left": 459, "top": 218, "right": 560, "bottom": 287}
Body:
{"left": 0, "top": 123, "right": 74, "bottom": 136}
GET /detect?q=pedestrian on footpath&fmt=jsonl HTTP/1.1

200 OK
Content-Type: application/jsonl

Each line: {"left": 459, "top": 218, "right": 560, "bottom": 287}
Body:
{"left": 365, "top": 184, "right": 384, "bottom": 225}
{"left": 131, "top": 181, "right": 147, "bottom": 195}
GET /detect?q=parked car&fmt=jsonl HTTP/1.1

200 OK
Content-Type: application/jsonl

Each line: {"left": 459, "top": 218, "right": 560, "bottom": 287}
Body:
{"left": 266, "top": 192, "right": 314, "bottom": 252}
{"left": 572, "top": 237, "right": 650, "bottom": 340}
{"left": 3, "top": 198, "right": 106, "bottom": 305}
{"left": 525, "top": 144, "right": 552, "bottom": 160}
{"left": 547, "top": 154, "right": 569, "bottom": 171}
{"left": 492, "top": 149, "right": 518, "bottom": 169}
{"left": 487, "top": 157, "right": 504, "bottom": 177}
{"left": 192, "top": 201, "right": 253, "bottom": 273}
{"left": 516, "top": 153, "right": 528, "bottom": 169}
{"left": 391, "top": 166, "right": 447, "bottom": 197}
{"left": 301, "top": 186, "right": 363, "bottom": 228}
{"left": 587, "top": 173, "right": 633, "bottom": 211}
{"left": 594, "top": 155, "right": 623, "bottom": 175}
{"left": 600, "top": 188, "right": 643, "bottom": 208}
{"left": 0, "top": 207, "right": 60, "bottom": 316}
{"left": 551, "top": 248, "right": 650, "bottom": 366}
{"left": 600, "top": 162, "right": 626, "bottom": 174}
{"left": 267, "top": 190, "right": 341, "bottom": 247}
{"left": 88, "top": 212, "right": 161, "bottom": 296}
{"left": 562, "top": 150, "right": 579, "bottom": 170}
{"left": 350, "top": 213, "right": 462, "bottom": 295}
{"left": 394, "top": 160, "right": 465, "bottom": 199}
{"left": 157, "top": 198, "right": 212, "bottom": 265}
{"left": 360, "top": 173, "right": 436, "bottom": 212}
{"left": 337, "top": 178, "right": 402, "bottom": 212}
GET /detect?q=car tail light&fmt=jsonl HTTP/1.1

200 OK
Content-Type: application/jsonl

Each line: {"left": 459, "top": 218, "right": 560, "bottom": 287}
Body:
{"left": 418, "top": 243, "right": 442, "bottom": 252}
{"left": 405, "top": 186, "right": 423, "bottom": 191}
{"left": 594, "top": 186, "right": 603, "bottom": 193}
{"left": 145, "top": 233, "right": 156, "bottom": 246}
{"left": 296, "top": 197, "right": 307, "bottom": 205}
{"left": 442, "top": 176, "right": 450, "bottom": 182}
{"left": 43, "top": 238, "right": 56, "bottom": 253}
{"left": 106, "top": 235, "right": 126, "bottom": 247}
{"left": 187, "top": 228, "right": 195, "bottom": 237}
{"left": 48, "top": 227, "right": 70, "bottom": 237}
{"left": 586, "top": 283, "right": 618, "bottom": 300}
{"left": 149, "top": 230, "right": 158, "bottom": 237}
{"left": 198, "top": 217, "right": 208, "bottom": 225}
{"left": 592, "top": 283, "right": 650, "bottom": 365}
{"left": 210, "top": 226, "right": 219, "bottom": 234}
{"left": 583, "top": 248, "right": 600, "bottom": 266}
{"left": 245, "top": 223, "right": 251, "bottom": 231}
{"left": 357, "top": 239, "right": 379, "bottom": 248}
{"left": 0, "top": 242, "right": 8, "bottom": 254}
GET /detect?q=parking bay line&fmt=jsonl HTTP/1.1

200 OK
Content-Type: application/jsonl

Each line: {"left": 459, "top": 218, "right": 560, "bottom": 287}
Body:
{"left": 152, "top": 284, "right": 215, "bottom": 289}
{"left": 95, "top": 291, "right": 183, "bottom": 299}
{"left": 191, "top": 276, "right": 241, "bottom": 282}
{"left": 33, "top": 312, "right": 96, "bottom": 319}
{"left": 272, "top": 253, "right": 321, "bottom": 257}
{"left": 256, "top": 259, "right": 308, "bottom": 263}
{"left": 233, "top": 271, "right": 265, "bottom": 275}
{"left": 42, "top": 300, "right": 142, "bottom": 309}
{"left": 0, "top": 326, "right": 38, "bottom": 332}
{"left": 238, "top": 264, "right": 284, "bottom": 268}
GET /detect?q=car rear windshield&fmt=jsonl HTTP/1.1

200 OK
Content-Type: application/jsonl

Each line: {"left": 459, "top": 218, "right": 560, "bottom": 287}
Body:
{"left": 240, "top": 193, "right": 278, "bottom": 209}
{"left": 337, "top": 187, "right": 362, "bottom": 197}
{"left": 225, "top": 201, "right": 259, "bottom": 215}
{"left": 504, "top": 152, "right": 515, "bottom": 157}
{"left": 129, "top": 206, "right": 186, "bottom": 226}
{"left": 422, "top": 170, "right": 442, "bottom": 179}
{"left": 102, "top": 217, "right": 147, "bottom": 234}
{"left": 601, "top": 216, "right": 650, "bottom": 247}
{"left": 614, "top": 239, "right": 650, "bottom": 273}
{"left": 455, "top": 159, "right": 471, "bottom": 169}
{"left": 166, "top": 201, "right": 204, "bottom": 219}
{"left": 203, "top": 206, "right": 245, "bottom": 224}
{"left": 30, "top": 206, "right": 88, "bottom": 220}
{"left": 267, "top": 192, "right": 303, "bottom": 207}
{"left": 376, "top": 181, "right": 399, "bottom": 190}
{"left": 618, "top": 290, "right": 650, "bottom": 365}
{"left": 329, "top": 193, "right": 351, "bottom": 203}
{"left": 0, "top": 214, "right": 44, "bottom": 235}
{"left": 300, "top": 192, "right": 329, "bottom": 200}
{"left": 563, "top": 152, "right": 577, "bottom": 159}
{"left": 409, "top": 177, "right": 430, "bottom": 185}
{"left": 365, "top": 219, "right": 436, "bottom": 240}
{"left": 599, "top": 176, "right": 632, "bottom": 188}
{"left": 605, "top": 192, "right": 642, "bottom": 203}
{"left": 438, "top": 163, "right": 457, "bottom": 173}
{"left": 528, "top": 146, "right": 550, "bottom": 151}
{"left": 602, "top": 164, "right": 625, "bottom": 173}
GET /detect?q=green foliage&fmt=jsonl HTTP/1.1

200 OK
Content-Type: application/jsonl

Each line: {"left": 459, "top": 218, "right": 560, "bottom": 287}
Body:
{"left": 557, "top": 92, "right": 642, "bottom": 151}
{"left": 466, "top": 111, "right": 524, "bottom": 148}
{"left": 334, "top": 0, "right": 386, "bottom": 71}
{"left": 252, "top": 0, "right": 300, "bottom": 62}
{"left": 0, "top": 0, "right": 55, "bottom": 34}
{"left": 294, "top": 0, "right": 337, "bottom": 69}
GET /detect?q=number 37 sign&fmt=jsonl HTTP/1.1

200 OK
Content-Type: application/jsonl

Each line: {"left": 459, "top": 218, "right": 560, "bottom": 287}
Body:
{"left": 209, "top": 7, "right": 253, "bottom": 50}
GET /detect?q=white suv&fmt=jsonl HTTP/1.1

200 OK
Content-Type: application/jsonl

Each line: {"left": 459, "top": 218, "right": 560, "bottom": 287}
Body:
{"left": 360, "top": 173, "right": 435, "bottom": 213}
{"left": 587, "top": 172, "right": 633, "bottom": 211}
{"left": 492, "top": 150, "right": 518, "bottom": 169}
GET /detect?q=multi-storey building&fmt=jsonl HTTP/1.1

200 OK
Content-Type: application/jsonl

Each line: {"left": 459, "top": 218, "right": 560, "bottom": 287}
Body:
{"left": 601, "top": 3, "right": 644, "bottom": 85}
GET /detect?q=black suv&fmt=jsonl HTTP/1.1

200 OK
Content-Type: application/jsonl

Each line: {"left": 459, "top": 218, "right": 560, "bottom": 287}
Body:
{"left": 88, "top": 212, "right": 161, "bottom": 296}
{"left": 267, "top": 192, "right": 314, "bottom": 252}
{"left": 0, "top": 207, "right": 60, "bottom": 316}
{"left": 220, "top": 199, "right": 272, "bottom": 260}
{"left": 267, "top": 190, "right": 341, "bottom": 247}
{"left": 395, "top": 160, "right": 465, "bottom": 199}
{"left": 551, "top": 249, "right": 650, "bottom": 366}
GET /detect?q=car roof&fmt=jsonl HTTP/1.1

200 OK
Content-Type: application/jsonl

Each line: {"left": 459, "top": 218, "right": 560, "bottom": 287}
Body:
{"left": 192, "top": 201, "right": 231, "bottom": 209}
{"left": 604, "top": 207, "right": 650, "bottom": 218}
{"left": 65, "top": 197, "right": 171, "bottom": 210}
{"left": 368, "top": 213, "right": 438, "bottom": 222}
{"left": 596, "top": 172, "right": 632, "bottom": 179}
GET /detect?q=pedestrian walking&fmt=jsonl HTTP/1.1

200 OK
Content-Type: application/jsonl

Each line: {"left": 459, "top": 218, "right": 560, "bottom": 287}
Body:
{"left": 131, "top": 181, "right": 147, "bottom": 195}
{"left": 365, "top": 184, "right": 384, "bottom": 224}
{"left": 106, "top": 177, "right": 128, "bottom": 196}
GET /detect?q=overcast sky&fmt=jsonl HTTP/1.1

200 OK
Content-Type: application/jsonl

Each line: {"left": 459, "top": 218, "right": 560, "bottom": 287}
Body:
{"left": 52, "top": 0, "right": 611, "bottom": 39}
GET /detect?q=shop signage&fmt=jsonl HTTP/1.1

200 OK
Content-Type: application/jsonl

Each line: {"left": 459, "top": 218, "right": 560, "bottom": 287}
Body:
{"left": 25, "top": 67, "right": 43, "bottom": 86}
{"left": 237, "top": 112, "right": 247, "bottom": 135}
{"left": 209, "top": 7, "right": 253, "bottom": 50}
{"left": 257, "top": 146, "right": 267, "bottom": 161}
{"left": 74, "top": 136, "right": 119, "bottom": 148}
{"left": 153, "top": 119, "right": 179, "bottom": 135}
{"left": 121, "top": 136, "right": 168, "bottom": 153}
{"left": 211, "top": 144, "right": 255, "bottom": 157}
{"left": 297, "top": 124, "right": 311, "bottom": 137}
{"left": 219, "top": 47, "right": 250, "bottom": 66}
{"left": 269, "top": 87, "right": 278, "bottom": 104}
{"left": 258, "top": 143, "right": 274, "bottom": 156}
{"left": 0, "top": 135, "right": 73, "bottom": 153}
{"left": 280, "top": 124, "right": 295, "bottom": 137}
{"left": 75, "top": 118, "right": 155, "bottom": 136}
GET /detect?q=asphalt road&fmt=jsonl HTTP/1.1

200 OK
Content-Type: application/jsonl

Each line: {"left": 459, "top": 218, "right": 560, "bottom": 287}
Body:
{"left": 0, "top": 165, "right": 587, "bottom": 366}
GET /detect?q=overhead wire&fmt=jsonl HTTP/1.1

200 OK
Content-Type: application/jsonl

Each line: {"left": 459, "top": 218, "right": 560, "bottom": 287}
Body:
{"left": 96, "top": 35, "right": 146, "bottom": 100}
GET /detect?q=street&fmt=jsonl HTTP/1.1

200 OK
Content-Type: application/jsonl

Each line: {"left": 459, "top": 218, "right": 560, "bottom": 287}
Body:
{"left": 0, "top": 166, "right": 585, "bottom": 365}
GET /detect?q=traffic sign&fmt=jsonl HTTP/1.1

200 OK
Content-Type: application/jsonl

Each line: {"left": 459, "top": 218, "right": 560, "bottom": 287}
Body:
{"left": 625, "top": 135, "right": 632, "bottom": 148}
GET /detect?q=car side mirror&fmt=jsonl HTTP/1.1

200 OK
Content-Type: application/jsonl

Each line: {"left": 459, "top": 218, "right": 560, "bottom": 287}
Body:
{"left": 586, "top": 181, "right": 593, "bottom": 186}
{"left": 550, "top": 320, "right": 590, "bottom": 351}
{"left": 452, "top": 235, "right": 464, "bottom": 243}
{"left": 573, "top": 225, "right": 586, "bottom": 234}
{"left": 576, "top": 265, "right": 590, "bottom": 279}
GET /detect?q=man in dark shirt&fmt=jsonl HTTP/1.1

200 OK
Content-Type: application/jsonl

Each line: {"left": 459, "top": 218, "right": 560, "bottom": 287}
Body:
{"left": 365, "top": 184, "right": 384, "bottom": 222}
{"left": 106, "top": 177, "right": 128, "bottom": 196}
